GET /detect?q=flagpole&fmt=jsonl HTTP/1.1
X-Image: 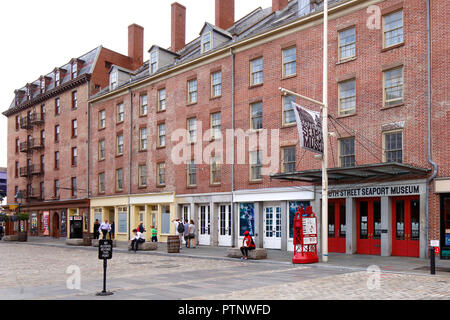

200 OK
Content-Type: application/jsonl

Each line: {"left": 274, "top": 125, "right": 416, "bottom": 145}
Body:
{"left": 321, "top": 0, "right": 329, "bottom": 263}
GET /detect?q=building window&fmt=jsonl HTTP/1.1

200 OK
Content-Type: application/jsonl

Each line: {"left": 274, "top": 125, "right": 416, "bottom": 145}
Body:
{"left": 282, "top": 146, "right": 296, "bottom": 173}
{"left": 71, "top": 177, "right": 77, "bottom": 197}
{"left": 15, "top": 161, "right": 19, "bottom": 178}
{"left": 211, "top": 71, "right": 222, "bottom": 97}
{"left": 55, "top": 71, "right": 60, "bottom": 86}
{"left": 383, "top": 10, "right": 403, "bottom": 48}
{"left": 250, "top": 57, "right": 263, "bottom": 86}
{"left": 40, "top": 155, "right": 45, "bottom": 173}
{"left": 158, "top": 88, "right": 166, "bottom": 111}
{"left": 282, "top": 47, "right": 296, "bottom": 77}
{"left": 338, "top": 27, "right": 356, "bottom": 61}
{"left": 118, "top": 207, "right": 128, "bottom": 233}
{"left": 161, "top": 205, "right": 171, "bottom": 234}
{"left": 72, "top": 91, "right": 77, "bottom": 109}
{"left": 339, "top": 137, "right": 355, "bottom": 167}
{"left": 157, "top": 162, "right": 165, "bottom": 186}
{"left": 384, "top": 67, "right": 404, "bottom": 107}
{"left": 15, "top": 138, "right": 19, "bottom": 153}
{"left": 71, "top": 63, "right": 77, "bottom": 78}
{"left": 187, "top": 118, "right": 197, "bottom": 143}
{"left": 187, "top": 79, "right": 197, "bottom": 104}
{"left": 117, "top": 134, "right": 124, "bottom": 155}
{"left": 72, "top": 119, "right": 77, "bottom": 137}
{"left": 98, "top": 173, "right": 105, "bottom": 193}
{"left": 202, "top": 32, "right": 211, "bottom": 52}
{"left": 384, "top": 130, "right": 403, "bottom": 163}
{"left": 250, "top": 102, "right": 263, "bottom": 130}
{"left": 158, "top": 123, "right": 166, "bottom": 147}
{"left": 116, "top": 168, "right": 123, "bottom": 191}
{"left": 250, "top": 150, "right": 262, "bottom": 181}
{"left": 138, "top": 165, "right": 147, "bottom": 187}
{"left": 110, "top": 71, "right": 118, "bottom": 90}
{"left": 99, "top": 110, "right": 106, "bottom": 129}
{"left": 40, "top": 78, "right": 46, "bottom": 93}
{"left": 40, "top": 182, "right": 45, "bottom": 200}
{"left": 15, "top": 116, "right": 19, "bottom": 130}
{"left": 117, "top": 103, "right": 124, "bottom": 123}
{"left": 72, "top": 147, "right": 77, "bottom": 166}
{"left": 54, "top": 180, "right": 60, "bottom": 198}
{"left": 338, "top": 79, "right": 356, "bottom": 116}
{"left": 210, "top": 156, "right": 221, "bottom": 185}
{"left": 54, "top": 151, "right": 59, "bottom": 169}
{"left": 55, "top": 98, "right": 60, "bottom": 115}
{"left": 187, "top": 160, "right": 197, "bottom": 186}
{"left": 98, "top": 140, "right": 105, "bottom": 160}
{"left": 211, "top": 112, "right": 221, "bottom": 140}
{"left": 55, "top": 125, "right": 60, "bottom": 142}
{"left": 282, "top": 95, "right": 297, "bottom": 125}
{"left": 150, "top": 51, "right": 158, "bottom": 74}
{"left": 40, "top": 130, "right": 45, "bottom": 145}
{"left": 140, "top": 94, "right": 148, "bottom": 116}
{"left": 139, "top": 128, "right": 147, "bottom": 151}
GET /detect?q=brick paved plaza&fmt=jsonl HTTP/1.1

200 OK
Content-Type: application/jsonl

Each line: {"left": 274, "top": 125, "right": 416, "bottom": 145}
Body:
{"left": 0, "top": 242, "right": 449, "bottom": 300}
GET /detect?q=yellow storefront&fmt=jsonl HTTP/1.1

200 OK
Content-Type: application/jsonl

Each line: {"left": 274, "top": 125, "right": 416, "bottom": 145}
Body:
{"left": 90, "top": 192, "right": 176, "bottom": 243}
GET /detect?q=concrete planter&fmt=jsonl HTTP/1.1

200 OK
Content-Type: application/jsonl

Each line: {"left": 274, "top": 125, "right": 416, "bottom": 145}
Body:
{"left": 2, "top": 235, "right": 19, "bottom": 241}
{"left": 227, "top": 248, "right": 267, "bottom": 260}
{"left": 128, "top": 241, "right": 157, "bottom": 251}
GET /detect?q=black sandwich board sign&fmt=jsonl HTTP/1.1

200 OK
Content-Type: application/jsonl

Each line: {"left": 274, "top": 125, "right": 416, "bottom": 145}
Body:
{"left": 96, "top": 239, "right": 113, "bottom": 296}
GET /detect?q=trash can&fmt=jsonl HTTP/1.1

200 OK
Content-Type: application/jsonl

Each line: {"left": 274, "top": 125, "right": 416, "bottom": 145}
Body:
{"left": 167, "top": 235, "right": 180, "bottom": 253}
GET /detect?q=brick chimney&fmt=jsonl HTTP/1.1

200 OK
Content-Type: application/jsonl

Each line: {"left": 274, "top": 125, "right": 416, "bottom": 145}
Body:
{"left": 272, "top": 0, "right": 289, "bottom": 12}
{"left": 215, "top": 0, "right": 234, "bottom": 30}
{"left": 171, "top": 2, "right": 186, "bottom": 53}
{"left": 128, "top": 24, "right": 144, "bottom": 69}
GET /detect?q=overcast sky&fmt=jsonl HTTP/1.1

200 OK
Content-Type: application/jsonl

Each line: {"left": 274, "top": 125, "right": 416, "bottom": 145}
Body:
{"left": 0, "top": 0, "right": 273, "bottom": 170}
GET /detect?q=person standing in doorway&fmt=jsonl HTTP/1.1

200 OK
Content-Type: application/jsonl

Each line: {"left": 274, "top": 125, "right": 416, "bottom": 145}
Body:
{"left": 93, "top": 219, "right": 100, "bottom": 239}
{"left": 172, "top": 218, "right": 184, "bottom": 249}
{"left": 99, "top": 220, "right": 111, "bottom": 239}
{"left": 240, "top": 230, "right": 255, "bottom": 260}
{"left": 151, "top": 225, "right": 158, "bottom": 242}
{"left": 109, "top": 221, "right": 115, "bottom": 240}
{"left": 188, "top": 220, "right": 196, "bottom": 248}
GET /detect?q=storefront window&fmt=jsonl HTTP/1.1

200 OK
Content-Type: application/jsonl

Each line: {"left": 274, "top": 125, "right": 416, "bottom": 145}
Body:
{"left": 360, "top": 202, "right": 368, "bottom": 239}
{"left": 61, "top": 211, "right": 66, "bottom": 236}
{"left": 289, "top": 201, "right": 311, "bottom": 238}
{"left": 410, "top": 199, "right": 420, "bottom": 241}
{"left": 395, "top": 200, "right": 405, "bottom": 240}
{"left": 239, "top": 203, "right": 255, "bottom": 236}
{"left": 117, "top": 207, "right": 127, "bottom": 233}
{"left": 161, "top": 205, "right": 171, "bottom": 234}
{"left": 373, "top": 201, "right": 381, "bottom": 240}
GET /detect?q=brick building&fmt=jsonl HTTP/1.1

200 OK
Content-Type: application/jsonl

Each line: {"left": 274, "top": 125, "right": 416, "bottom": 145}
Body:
{"left": 2, "top": 25, "right": 145, "bottom": 238}
{"left": 3, "top": 0, "right": 448, "bottom": 259}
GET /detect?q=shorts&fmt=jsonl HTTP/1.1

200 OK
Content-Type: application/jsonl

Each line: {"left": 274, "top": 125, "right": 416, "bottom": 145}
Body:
{"left": 188, "top": 234, "right": 195, "bottom": 239}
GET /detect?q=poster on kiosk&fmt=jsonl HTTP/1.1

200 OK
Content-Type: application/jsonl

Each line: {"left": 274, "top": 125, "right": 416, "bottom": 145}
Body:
{"left": 293, "top": 206, "right": 319, "bottom": 264}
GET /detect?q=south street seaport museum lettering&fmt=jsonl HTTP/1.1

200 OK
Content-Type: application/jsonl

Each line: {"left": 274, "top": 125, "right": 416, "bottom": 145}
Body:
{"left": 328, "top": 185, "right": 420, "bottom": 198}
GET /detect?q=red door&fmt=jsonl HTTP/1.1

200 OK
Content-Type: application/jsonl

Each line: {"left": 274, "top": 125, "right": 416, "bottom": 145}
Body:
{"left": 328, "top": 199, "right": 346, "bottom": 253}
{"left": 357, "top": 198, "right": 381, "bottom": 255}
{"left": 392, "top": 197, "right": 420, "bottom": 257}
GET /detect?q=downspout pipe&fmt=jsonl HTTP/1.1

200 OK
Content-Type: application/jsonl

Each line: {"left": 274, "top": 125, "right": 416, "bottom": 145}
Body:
{"left": 426, "top": 0, "right": 438, "bottom": 257}
{"left": 230, "top": 47, "right": 236, "bottom": 247}
{"left": 128, "top": 88, "right": 133, "bottom": 241}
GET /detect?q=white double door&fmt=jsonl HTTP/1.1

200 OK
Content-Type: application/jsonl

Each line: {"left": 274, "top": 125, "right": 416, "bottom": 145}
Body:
{"left": 263, "top": 206, "right": 282, "bottom": 249}
{"left": 218, "top": 205, "right": 232, "bottom": 247}
{"left": 198, "top": 205, "right": 211, "bottom": 245}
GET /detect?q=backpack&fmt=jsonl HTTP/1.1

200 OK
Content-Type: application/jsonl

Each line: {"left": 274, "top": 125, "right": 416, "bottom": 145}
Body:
{"left": 177, "top": 221, "right": 185, "bottom": 233}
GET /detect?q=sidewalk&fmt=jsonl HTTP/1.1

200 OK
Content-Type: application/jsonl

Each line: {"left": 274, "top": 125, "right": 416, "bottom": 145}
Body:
{"left": 16, "top": 236, "right": 450, "bottom": 276}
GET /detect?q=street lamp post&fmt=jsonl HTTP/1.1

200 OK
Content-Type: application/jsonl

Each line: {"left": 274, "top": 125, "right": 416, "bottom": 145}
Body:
{"left": 15, "top": 191, "right": 24, "bottom": 236}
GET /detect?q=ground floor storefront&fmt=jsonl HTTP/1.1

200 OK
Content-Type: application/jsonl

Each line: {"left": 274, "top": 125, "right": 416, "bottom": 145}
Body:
{"left": 435, "top": 178, "right": 450, "bottom": 260}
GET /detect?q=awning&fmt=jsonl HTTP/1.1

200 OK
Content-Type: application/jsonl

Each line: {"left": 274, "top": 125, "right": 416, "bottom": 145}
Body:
{"left": 271, "top": 162, "right": 430, "bottom": 184}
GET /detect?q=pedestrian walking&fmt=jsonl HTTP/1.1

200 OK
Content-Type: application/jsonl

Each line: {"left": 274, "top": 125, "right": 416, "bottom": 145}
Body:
{"left": 240, "top": 230, "right": 255, "bottom": 260}
{"left": 151, "top": 225, "right": 158, "bottom": 242}
{"left": 172, "top": 218, "right": 184, "bottom": 249}
{"left": 188, "top": 220, "right": 196, "bottom": 248}
{"left": 110, "top": 221, "right": 115, "bottom": 239}
{"left": 93, "top": 219, "right": 100, "bottom": 239}
{"left": 130, "top": 228, "right": 145, "bottom": 252}
{"left": 183, "top": 219, "right": 190, "bottom": 248}
{"left": 98, "top": 220, "right": 111, "bottom": 239}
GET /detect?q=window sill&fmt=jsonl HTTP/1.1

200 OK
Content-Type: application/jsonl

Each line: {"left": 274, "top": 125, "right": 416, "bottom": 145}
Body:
{"left": 336, "top": 56, "right": 357, "bottom": 65}
{"left": 116, "top": 121, "right": 124, "bottom": 125}
{"left": 249, "top": 83, "right": 263, "bottom": 89}
{"left": 281, "top": 123, "right": 296, "bottom": 128}
{"left": 210, "top": 183, "right": 221, "bottom": 187}
{"left": 98, "top": 127, "right": 106, "bottom": 131}
{"left": 156, "top": 184, "right": 166, "bottom": 188}
{"left": 98, "top": 159, "right": 105, "bottom": 162}
{"left": 186, "top": 102, "right": 197, "bottom": 107}
{"left": 186, "top": 185, "right": 197, "bottom": 189}
{"left": 156, "top": 145, "right": 166, "bottom": 150}
{"left": 381, "top": 42, "right": 405, "bottom": 52}
{"left": 281, "top": 74, "right": 297, "bottom": 81}
{"left": 116, "top": 154, "right": 124, "bottom": 158}
{"left": 115, "top": 189, "right": 124, "bottom": 193}
{"left": 138, "top": 185, "right": 147, "bottom": 189}
{"left": 382, "top": 103, "right": 404, "bottom": 110}
{"left": 139, "top": 114, "right": 148, "bottom": 118}
{"left": 249, "top": 180, "right": 263, "bottom": 184}
{"left": 210, "top": 95, "right": 222, "bottom": 101}
{"left": 139, "top": 149, "right": 148, "bottom": 153}
{"left": 157, "top": 109, "right": 166, "bottom": 114}
{"left": 336, "top": 112, "right": 357, "bottom": 119}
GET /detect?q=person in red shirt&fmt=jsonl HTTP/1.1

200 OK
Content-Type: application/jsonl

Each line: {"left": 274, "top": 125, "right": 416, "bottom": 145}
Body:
{"left": 240, "top": 230, "right": 256, "bottom": 260}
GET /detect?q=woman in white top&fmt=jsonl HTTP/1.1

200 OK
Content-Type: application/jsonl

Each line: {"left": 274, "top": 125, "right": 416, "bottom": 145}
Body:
{"left": 188, "top": 220, "right": 196, "bottom": 248}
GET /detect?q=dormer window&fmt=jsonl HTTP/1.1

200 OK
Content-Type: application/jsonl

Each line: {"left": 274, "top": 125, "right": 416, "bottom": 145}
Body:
{"left": 26, "top": 87, "right": 31, "bottom": 100}
{"left": 40, "top": 78, "right": 46, "bottom": 94}
{"left": 202, "top": 32, "right": 211, "bottom": 52}
{"left": 150, "top": 51, "right": 158, "bottom": 74}
{"left": 55, "top": 71, "right": 60, "bottom": 86}
{"left": 71, "top": 63, "right": 78, "bottom": 79}
{"left": 110, "top": 70, "right": 118, "bottom": 90}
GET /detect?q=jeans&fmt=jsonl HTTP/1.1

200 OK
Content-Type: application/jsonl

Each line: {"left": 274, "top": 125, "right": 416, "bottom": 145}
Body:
{"left": 151, "top": 236, "right": 158, "bottom": 242}
{"left": 240, "top": 246, "right": 255, "bottom": 257}
{"left": 131, "top": 238, "right": 145, "bottom": 251}
{"left": 101, "top": 229, "right": 108, "bottom": 239}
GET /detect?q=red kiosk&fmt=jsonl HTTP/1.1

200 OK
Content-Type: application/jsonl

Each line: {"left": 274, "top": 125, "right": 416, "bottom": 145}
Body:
{"left": 293, "top": 206, "right": 319, "bottom": 264}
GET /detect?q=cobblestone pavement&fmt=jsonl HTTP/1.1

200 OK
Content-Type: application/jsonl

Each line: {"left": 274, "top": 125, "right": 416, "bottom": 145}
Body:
{"left": 0, "top": 242, "right": 448, "bottom": 300}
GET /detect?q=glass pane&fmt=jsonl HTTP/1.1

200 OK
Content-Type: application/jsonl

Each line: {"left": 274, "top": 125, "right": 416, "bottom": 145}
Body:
{"left": 396, "top": 200, "right": 405, "bottom": 240}
{"left": 360, "top": 201, "right": 368, "bottom": 239}
{"left": 276, "top": 207, "right": 281, "bottom": 237}
{"left": 373, "top": 201, "right": 381, "bottom": 240}
{"left": 410, "top": 199, "right": 420, "bottom": 241}
{"left": 339, "top": 203, "right": 346, "bottom": 238}
{"left": 328, "top": 202, "right": 335, "bottom": 238}
{"left": 228, "top": 205, "right": 232, "bottom": 236}
{"left": 200, "top": 207, "right": 206, "bottom": 235}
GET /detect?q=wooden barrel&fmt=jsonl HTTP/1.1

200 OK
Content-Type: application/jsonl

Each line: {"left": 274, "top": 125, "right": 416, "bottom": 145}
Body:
{"left": 18, "top": 231, "right": 27, "bottom": 242}
{"left": 167, "top": 235, "right": 180, "bottom": 253}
